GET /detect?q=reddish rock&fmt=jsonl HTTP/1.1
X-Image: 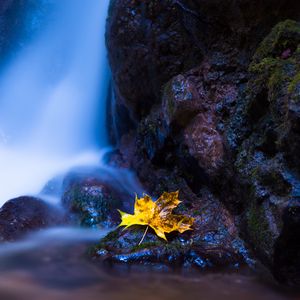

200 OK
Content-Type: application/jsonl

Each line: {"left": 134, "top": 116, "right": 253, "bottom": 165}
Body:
{"left": 0, "top": 197, "right": 66, "bottom": 242}
{"left": 184, "top": 113, "right": 224, "bottom": 174}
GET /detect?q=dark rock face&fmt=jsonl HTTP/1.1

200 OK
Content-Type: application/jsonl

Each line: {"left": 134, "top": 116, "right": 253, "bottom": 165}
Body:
{"left": 0, "top": 196, "right": 66, "bottom": 242}
{"left": 231, "top": 20, "right": 300, "bottom": 287}
{"left": 107, "top": 0, "right": 300, "bottom": 122}
{"left": 273, "top": 204, "right": 300, "bottom": 287}
{"left": 107, "top": 0, "right": 203, "bottom": 120}
{"left": 107, "top": 0, "right": 300, "bottom": 286}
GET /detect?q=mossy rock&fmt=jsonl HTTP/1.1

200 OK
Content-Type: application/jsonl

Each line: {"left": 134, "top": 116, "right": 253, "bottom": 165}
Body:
{"left": 288, "top": 71, "right": 300, "bottom": 102}
{"left": 230, "top": 20, "right": 300, "bottom": 283}
{"left": 246, "top": 20, "right": 300, "bottom": 128}
{"left": 246, "top": 202, "right": 278, "bottom": 264}
{"left": 91, "top": 197, "right": 252, "bottom": 269}
{"left": 252, "top": 20, "right": 300, "bottom": 64}
{"left": 62, "top": 174, "right": 122, "bottom": 228}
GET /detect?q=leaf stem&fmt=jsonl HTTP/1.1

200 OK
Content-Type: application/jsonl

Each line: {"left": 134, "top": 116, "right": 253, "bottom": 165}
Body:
{"left": 138, "top": 226, "right": 149, "bottom": 245}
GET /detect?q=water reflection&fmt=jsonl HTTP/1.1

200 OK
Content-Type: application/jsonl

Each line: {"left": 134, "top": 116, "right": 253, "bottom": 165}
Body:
{"left": 0, "top": 228, "right": 295, "bottom": 300}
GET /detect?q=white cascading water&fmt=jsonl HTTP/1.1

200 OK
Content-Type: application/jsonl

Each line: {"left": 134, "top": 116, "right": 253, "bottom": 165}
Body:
{"left": 0, "top": 0, "right": 111, "bottom": 205}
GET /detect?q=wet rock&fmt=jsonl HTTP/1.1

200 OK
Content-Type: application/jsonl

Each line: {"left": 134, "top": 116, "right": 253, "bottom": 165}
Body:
{"left": 136, "top": 108, "right": 170, "bottom": 161}
{"left": 184, "top": 113, "right": 224, "bottom": 175}
{"left": 0, "top": 196, "right": 66, "bottom": 242}
{"left": 120, "top": 59, "right": 239, "bottom": 179}
{"left": 107, "top": 0, "right": 300, "bottom": 286}
{"left": 61, "top": 169, "right": 130, "bottom": 228}
{"left": 92, "top": 189, "right": 253, "bottom": 269}
{"left": 227, "top": 20, "right": 300, "bottom": 286}
{"left": 107, "top": 0, "right": 203, "bottom": 120}
{"left": 162, "top": 74, "right": 202, "bottom": 127}
{"left": 107, "top": 0, "right": 300, "bottom": 126}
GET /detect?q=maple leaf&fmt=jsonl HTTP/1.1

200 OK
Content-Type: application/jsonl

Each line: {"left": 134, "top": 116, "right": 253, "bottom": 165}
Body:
{"left": 118, "top": 191, "right": 194, "bottom": 242}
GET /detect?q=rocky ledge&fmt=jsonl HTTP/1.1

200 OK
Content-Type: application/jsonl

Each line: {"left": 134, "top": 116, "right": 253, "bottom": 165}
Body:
{"left": 92, "top": 188, "right": 253, "bottom": 270}
{"left": 104, "top": 0, "right": 300, "bottom": 287}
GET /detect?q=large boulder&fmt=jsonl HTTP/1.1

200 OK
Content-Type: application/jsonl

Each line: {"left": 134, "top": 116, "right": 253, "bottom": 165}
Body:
{"left": 106, "top": 0, "right": 203, "bottom": 121}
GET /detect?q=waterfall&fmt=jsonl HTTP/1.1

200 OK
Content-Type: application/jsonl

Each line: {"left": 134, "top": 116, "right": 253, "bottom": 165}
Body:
{"left": 0, "top": 0, "right": 110, "bottom": 204}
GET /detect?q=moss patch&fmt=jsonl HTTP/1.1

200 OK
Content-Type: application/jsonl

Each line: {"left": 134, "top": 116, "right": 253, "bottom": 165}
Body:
{"left": 252, "top": 20, "right": 300, "bottom": 63}
{"left": 288, "top": 72, "right": 300, "bottom": 102}
{"left": 246, "top": 203, "right": 275, "bottom": 262}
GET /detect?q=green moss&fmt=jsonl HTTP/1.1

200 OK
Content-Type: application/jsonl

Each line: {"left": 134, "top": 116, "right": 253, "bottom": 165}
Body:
{"left": 247, "top": 203, "right": 274, "bottom": 259}
{"left": 164, "top": 240, "right": 187, "bottom": 255}
{"left": 253, "top": 20, "right": 300, "bottom": 63}
{"left": 249, "top": 58, "right": 295, "bottom": 100}
{"left": 289, "top": 71, "right": 300, "bottom": 92}
{"left": 288, "top": 72, "right": 300, "bottom": 95}
{"left": 177, "top": 202, "right": 189, "bottom": 212}
{"left": 249, "top": 57, "right": 278, "bottom": 74}
{"left": 131, "top": 241, "right": 163, "bottom": 252}
{"left": 267, "top": 64, "right": 292, "bottom": 102}
{"left": 247, "top": 21, "right": 300, "bottom": 114}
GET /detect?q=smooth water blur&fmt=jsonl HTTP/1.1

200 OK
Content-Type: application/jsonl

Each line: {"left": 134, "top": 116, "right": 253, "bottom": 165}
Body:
{"left": 0, "top": 0, "right": 110, "bottom": 204}
{"left": 0, "top": 229, "right": 295, "bottom": 300}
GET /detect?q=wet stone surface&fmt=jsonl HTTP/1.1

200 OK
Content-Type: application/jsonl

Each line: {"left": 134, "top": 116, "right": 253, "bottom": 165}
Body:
{"left": 0, "top": 196, "right": 66, "bottom": 242}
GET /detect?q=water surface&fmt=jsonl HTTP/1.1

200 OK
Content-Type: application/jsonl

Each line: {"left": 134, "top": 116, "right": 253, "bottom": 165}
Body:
{"left": 0, "top": 229, "right": 295, "bottom": 300}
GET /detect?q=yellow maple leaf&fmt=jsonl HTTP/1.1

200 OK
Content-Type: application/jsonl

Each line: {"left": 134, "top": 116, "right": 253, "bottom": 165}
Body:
{"left": 118, "top": 191, "right": 194, "bottom": 242}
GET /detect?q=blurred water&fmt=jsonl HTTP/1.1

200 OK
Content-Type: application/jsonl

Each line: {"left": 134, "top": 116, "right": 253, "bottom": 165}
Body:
{"left": 0, "top": 0, "right": 110, "bottom": 204}
{"left": 0, "top": 228, "right": 295, "bottom": 300}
